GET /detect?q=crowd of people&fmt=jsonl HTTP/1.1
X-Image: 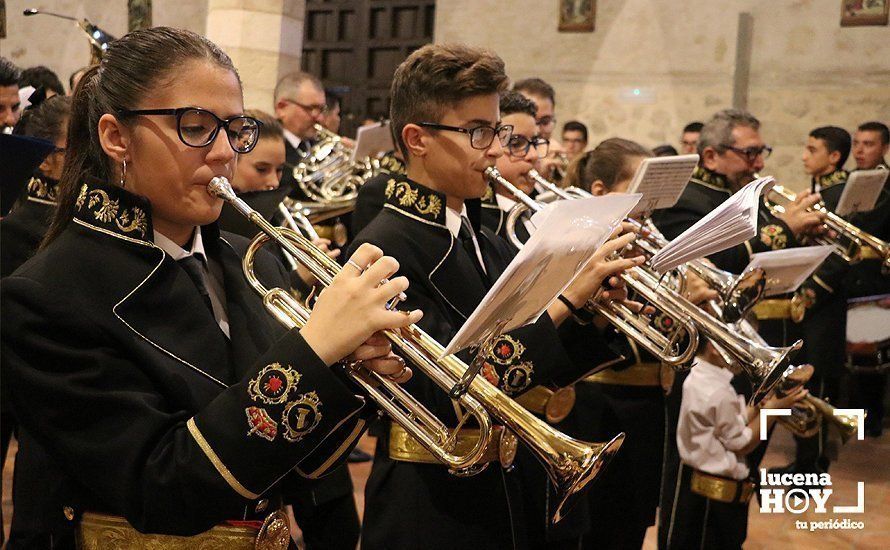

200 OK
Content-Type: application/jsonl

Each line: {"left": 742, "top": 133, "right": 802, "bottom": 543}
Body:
{"left": 0, "top": 27, "right": 887, "bottom": 550}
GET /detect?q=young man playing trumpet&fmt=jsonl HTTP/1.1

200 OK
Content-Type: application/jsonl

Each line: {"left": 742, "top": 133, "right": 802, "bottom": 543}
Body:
{"left": 349, "top": 43, "right": 642, "bottom": 550}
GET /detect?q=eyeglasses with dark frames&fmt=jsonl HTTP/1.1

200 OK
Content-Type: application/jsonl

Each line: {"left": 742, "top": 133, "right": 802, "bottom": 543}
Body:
{"left": 117, "top": 107, "right": 263, "bottom": 153}
{"left": 507, "top": 135, "right": 550, "bottom": 159}
{"left": 417, "top": 122, "right": 514, "bottom": 150}
{"left": 722, "top": 144, "right": 773, "bottom": 163}
{"left": 282, "top": 99, "right": 329, "bottom": 116}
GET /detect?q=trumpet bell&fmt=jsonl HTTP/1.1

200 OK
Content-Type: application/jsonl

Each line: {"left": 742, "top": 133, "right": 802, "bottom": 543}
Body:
{"left": 720, "top": 267, "right": 766, "bottom": 323}
{"left": 749, "top": 339, "right": 803, "bottom": 405}
{"left": 551, "top": 432, "right": 625, "bottom": 523}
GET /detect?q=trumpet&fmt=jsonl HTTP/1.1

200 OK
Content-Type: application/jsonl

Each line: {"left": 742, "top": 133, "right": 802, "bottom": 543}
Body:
{"left": 764, "top": 184, "right": 890, "bottom": 271}
{"left": 208, "top": 176, "right": 624, "bottom": 523}
{"left": 489, "top": 167, "right": 799, "bottom": 403}
{"left": 526, "top": 170, "right": 766, "bottom": 323}
{"left": 774, "top": 365, "right": 863, "bottom": 444}
{"left": 490, "top": 168, "right": 700, "bottom": 369}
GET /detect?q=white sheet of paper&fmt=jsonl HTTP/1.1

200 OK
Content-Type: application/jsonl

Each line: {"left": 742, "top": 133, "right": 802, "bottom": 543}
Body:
{"left": 835, "top": 168, "right": 888, "bottom": 216}
{"left": 626, "top": 154, "right": 699, "bottom": 216}
{"left": 442, "top": 193, "right": 642, "bottom": 357}
{"left": 649, "top": 176, "right": 775, "bottom": 273}
{"left": 747, "top": 245, "right": 833, "bottom": 296}
{"left": 352, "top": 122, "right": 394, "bottom": 163}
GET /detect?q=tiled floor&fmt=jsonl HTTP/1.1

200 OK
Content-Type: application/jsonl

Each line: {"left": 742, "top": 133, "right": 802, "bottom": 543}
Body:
{"left": 3, "top": 428, "right": 887, "bottom": 548}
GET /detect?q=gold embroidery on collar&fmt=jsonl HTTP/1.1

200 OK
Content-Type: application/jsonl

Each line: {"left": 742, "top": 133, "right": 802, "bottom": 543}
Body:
{"left": 27, "top": 177, "right": 59, "bottom": 202}
{"left": 384, "top": 179, "right": 443, "bottom": 219}
{"left": 482, "top": 184, "right": 495, "bottom": 203}
{"left": 76, "top": 184, "right": 149, "bottom": 238}
{"left": 816, "top": 169, "right": 847, "bottom": 190}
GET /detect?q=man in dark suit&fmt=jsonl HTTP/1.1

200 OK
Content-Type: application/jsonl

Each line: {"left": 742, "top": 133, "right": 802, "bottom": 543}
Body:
{"left": 273, "top": 71, "right": 328, "bottom": 200}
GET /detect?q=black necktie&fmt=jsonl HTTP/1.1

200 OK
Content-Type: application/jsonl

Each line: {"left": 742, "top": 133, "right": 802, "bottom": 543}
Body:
{"left": 178, "top": 254, "right": 215, "bottom": 317}
{"left": 458, "top": 216, "right": 488, "bottom": 284}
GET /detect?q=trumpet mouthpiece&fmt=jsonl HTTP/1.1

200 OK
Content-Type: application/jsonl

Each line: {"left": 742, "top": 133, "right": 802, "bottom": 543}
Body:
{"left": 207, "top": 177, "right": 235, "bottom": 200}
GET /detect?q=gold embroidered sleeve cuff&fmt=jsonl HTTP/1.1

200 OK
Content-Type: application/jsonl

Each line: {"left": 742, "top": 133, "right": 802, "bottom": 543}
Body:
{"left": 189, "top": 328, "right": 367, "bottom": 498}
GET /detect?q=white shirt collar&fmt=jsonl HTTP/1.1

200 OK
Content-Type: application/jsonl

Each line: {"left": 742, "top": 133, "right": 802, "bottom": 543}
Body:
{"left": 282, "top": 129, "right": 302, "bottom": 151}
{"left": 154, "top": 227, "right": 206, "bottom": 264}
{"left": 495, "top": 193, "right": 518, "bottom": 213}
{"left": 444, "top": 204, "right": 469, "bottom": 239}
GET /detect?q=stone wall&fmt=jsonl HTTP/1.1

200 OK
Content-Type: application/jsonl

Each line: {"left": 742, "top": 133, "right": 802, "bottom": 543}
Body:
{"left": 435, "top": 0, "right": 890, "bottom": 189}
{"left": 1, "top": 0, "right": 208, "bottom": 91}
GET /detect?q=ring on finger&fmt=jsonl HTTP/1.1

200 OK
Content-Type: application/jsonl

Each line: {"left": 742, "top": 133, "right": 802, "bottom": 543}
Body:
{"left": 346, "top": 259, "right": 365, "bottom": 274}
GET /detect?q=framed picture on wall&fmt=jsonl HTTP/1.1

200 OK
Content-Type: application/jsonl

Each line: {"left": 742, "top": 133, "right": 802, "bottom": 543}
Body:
{"left": 841, "top": 0, "right": 889, "bottom": 26}
{"left": 559, "top": 0, "right": 596, "bottom": 32}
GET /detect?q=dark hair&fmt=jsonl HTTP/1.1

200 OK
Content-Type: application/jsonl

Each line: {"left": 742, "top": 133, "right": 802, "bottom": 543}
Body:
{"left": 69, "top": 66, "right": 91, "bottom": 91}
{"left": 499, "top": 90, "right": 536, "bottom": 118}
{"left": 682, "top": 121, "right": 704, "bottom": 134}
{"left": 652, "top": 144, "right": 678, "bottom": 157}
{"left": 810, "top": 126, "right": 852, "bottom": 169}
{"left": 513, "top": 78, "right": 555, "bottom": 106}
{"left": 43, "top": 27, "right": 239, "bottom": 247}
{"left": 562, "top": 120, "right": 588, "bottom": 142}
{"left": 324, "top": 90, "right": 341, "bottom": 110}
{"left": 14, "top": 95, "right": 71, "bottom": 143}
{"left": 857, "top": 121, "right": 889, "bottom": 146}
{"left": 19, "top": 66, "right": 65, "bottom": 97}
{"left": 245, "top": 109, "right": 284, "bottom": 142}
{"left": 565, "top": 137, "right": 652, "bottom": 192}
{"left": 0, "top": 57, "right": 21, "bottom": 86}
{"left": 390, "top": 43, "right": 509, "bottom": 160}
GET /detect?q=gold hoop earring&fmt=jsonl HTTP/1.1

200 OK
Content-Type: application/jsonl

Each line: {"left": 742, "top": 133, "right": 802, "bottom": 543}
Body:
{"left": 120, "top": 159, "right": 127, "bottom": 188}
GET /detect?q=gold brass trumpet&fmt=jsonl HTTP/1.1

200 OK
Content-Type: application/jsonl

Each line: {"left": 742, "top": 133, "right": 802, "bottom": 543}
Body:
{"left": 208, "top": 176, "right": 624, "bottom": 523}
{"left": 774, "top": 365, "right": 863, "bottom": 444}
{"left": 764, "top": 184, "right": 890, "bottom": 271}
{"left": 489, "top": 167, "right": 799, "bottom": 403}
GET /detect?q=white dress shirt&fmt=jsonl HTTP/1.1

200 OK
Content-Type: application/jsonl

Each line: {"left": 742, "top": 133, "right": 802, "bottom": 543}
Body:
{"left": 494, "top": 192, "right": 538, "bottom": 236}
{"left": 445, "top": 204, "right": 487, "bottom": 275}
{"left": 154, "top": 227, "right": 231, "bottom": 338}
{"left": 677, "top": 357, "right": 753, "bottom": 480}
{"left": 283, "top": 128, "right": 302, "bottom": 152}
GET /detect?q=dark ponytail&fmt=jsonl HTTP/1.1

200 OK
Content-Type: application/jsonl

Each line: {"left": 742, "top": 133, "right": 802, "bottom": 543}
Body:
{"left": 568, "top": 137, "right": 653, "bottom": 193}
{"left": 42, "top": 27, "right": 239, "bottom": 247}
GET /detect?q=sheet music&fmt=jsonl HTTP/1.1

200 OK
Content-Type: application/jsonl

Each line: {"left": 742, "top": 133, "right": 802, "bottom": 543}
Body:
{"left": 351, "top": 121, "right": 394, "bottom": 163}
{"left": 746, "top": 246, "right": 833, "bottom": 296}
{"left": 835, "top": 168, "right": 888, "bottom": 216}
{"left": 649, "top": 176, "right": 775, "bottom": 273}
{"left": 442, "top": 193, "right": 642, "bottom": 357}
{"left": 626, "top": 154, "right": 699, "bottom": 216}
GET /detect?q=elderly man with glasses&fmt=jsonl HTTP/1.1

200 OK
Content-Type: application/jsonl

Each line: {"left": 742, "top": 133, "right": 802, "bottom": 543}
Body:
{"left": 273, "top": 71, "right": 329, "bottom": 199}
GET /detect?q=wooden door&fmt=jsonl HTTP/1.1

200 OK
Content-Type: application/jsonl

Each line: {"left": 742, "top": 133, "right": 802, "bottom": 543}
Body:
{"left": 302, "top": 0, "right": 435, "bottom": 137}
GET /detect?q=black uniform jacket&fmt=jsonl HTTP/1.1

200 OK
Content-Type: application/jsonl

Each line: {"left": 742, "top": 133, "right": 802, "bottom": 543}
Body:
{"left": 1, "top": 176, "right": 58, "bottom": 278}
{"left": 348, "top": 177, "right": 617, "bottom": 550}
{"left": 1, "top": 180, "right": 372, "bottom": 545}
{"left": 350, "top": 152, "right": 407, "bottom": 237}
{"left": 280, "top": 139, "right": 311, "bottom": 201}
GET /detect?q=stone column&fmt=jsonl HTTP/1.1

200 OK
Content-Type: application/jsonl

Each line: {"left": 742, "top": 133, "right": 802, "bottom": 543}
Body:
{"left": 205, "top": 0, "right": 305, "bottom": 112}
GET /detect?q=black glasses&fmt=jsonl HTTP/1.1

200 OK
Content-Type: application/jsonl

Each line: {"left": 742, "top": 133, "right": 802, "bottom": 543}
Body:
{"left": 417, "top": 122, "right": 514, "bottom": 150}
{"left": 507, "top": 135, "right": 550, "bottom": 159}
{"left": 117, "top": 107, "right": 263, "bottom": 153}
{"left": 722, "top": 144, "right": 773, "bottom": 162}
{"left": 283, "top": 99, "right": 328, "bottom": 116}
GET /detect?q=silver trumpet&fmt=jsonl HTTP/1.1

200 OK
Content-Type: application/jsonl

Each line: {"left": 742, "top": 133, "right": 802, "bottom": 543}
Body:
{"left": 764, "top": 183, "right": 890, "bottom": 272}
{"left": 489, "top": 167, "right": 700, "bottom": 369}
{"left": 526, "top": 170, "right": 766, "bottom": 323}
{"left": 209, "top": 176, "right": 625, "bottom": 523}
{"left": 488, "top": 167, "right": 799, "bottom": 403}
